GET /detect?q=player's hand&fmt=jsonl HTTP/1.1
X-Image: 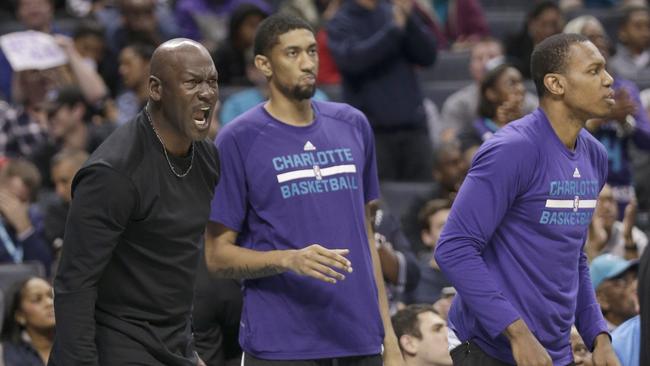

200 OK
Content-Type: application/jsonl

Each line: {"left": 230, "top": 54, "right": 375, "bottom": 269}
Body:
{"left": 284, "top": 244, "right": 352, "bottom": 283}
{"left": 505, "top": 319, "right": 552, "bottom": 366}
{"left": 0, "top": 189, "right": 32, "bottom": 234}
{"left": 592, "top": 333, "right": 621, "bottom": 366}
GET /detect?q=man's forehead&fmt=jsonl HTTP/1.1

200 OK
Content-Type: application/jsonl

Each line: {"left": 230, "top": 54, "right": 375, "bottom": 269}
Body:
{"left": 276, "top": 29, "right": 316, "bottom": 48}
{"left": 567, "top": 41, "right": 604, "bottom": 66}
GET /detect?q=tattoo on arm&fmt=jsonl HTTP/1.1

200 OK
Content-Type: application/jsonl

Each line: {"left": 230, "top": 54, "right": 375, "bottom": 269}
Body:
{"left": 212, "top": 264, "right": 284, "bottom": 279}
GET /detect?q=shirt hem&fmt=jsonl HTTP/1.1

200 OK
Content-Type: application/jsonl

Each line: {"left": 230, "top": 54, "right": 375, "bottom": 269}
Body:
{"left": 243, "top": 345, "right": 382, "bottom": 360}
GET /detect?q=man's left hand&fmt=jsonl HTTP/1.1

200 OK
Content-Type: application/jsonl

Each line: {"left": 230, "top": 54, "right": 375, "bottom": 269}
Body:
{"left": 591, "top": 333, "right": 621, "bottom": 366}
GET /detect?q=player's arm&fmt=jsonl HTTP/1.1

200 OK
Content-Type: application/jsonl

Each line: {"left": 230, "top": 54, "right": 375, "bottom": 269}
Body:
{"left": 433, "top": 136, "right": 552, "bottom": 365}
{"left": 205, "top": 221, "right": 352, "bottom": 282}
{"left": 364, "top": 203, "right": 404, "bottom": 366}
{"left": 48, "top": 165, "right": 136, "bottom": 366}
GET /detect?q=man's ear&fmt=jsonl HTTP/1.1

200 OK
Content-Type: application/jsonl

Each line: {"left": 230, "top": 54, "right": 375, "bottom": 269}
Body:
{"left": 149, "top": 75, "right": 162, "bottom": 102}
{"left": 543, "top": 73, "right": 565, "bottom": 97}
{"left": 399, "top": 334, "right": 418, "bottom": 356}
{"left": 254, "top": 54, "right": 273, "bottom": 79}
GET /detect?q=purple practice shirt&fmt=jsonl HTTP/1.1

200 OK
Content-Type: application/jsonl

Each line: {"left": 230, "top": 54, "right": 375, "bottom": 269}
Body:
{"left": 209, "top": 101, "right": 384, "bottom": 359}
{"left": 435, "top": 108, "right": 609, "bottom": 365}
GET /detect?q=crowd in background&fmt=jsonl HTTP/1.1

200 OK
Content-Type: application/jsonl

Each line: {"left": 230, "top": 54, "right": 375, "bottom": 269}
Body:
{"left": 1, "top": 0, "right": 650, "bottom": 365}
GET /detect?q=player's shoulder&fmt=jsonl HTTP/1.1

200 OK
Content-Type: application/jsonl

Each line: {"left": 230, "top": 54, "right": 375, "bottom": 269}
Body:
{"left": 483, "top": 114, "right": 537, "bottom": 153}
{"left": 217, "top": 103, "right": 272, "bottom": 143}
{"left": 314, "top": 100, "right": 370, "bottom": 129}
{"left": 580, "top": 127, "right": 608, "bottom": 159}
{"left": 85, "top": 114, "right": 146, "bottom": 173}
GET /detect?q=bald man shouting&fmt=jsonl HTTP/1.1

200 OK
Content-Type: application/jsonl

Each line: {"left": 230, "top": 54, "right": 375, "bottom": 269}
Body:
{"left": 49, "top": 39, "right": 220, "bottom": 366}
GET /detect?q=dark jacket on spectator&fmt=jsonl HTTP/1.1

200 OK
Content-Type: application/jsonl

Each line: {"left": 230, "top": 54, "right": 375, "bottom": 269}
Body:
{"left": 327, "top": 1, "right": 436, "bottom": 131}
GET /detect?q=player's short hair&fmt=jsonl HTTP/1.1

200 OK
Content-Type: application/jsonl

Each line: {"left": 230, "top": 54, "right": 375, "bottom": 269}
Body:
{"left": 392, "top": 304, "right": 438, "bottom": 348}
{"left": 531, "top": 33, "right": 590, "bottom": 98}
{"left": 253, "top": 13, "right": 314, "bottom": 57}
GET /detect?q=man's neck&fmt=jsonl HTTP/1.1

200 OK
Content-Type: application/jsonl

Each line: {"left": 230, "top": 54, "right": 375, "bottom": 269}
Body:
{"left": 265, "top": 89, "right": 314, "bottom": 127}
{"left": 539, "top": 99, "right": 584, "bottom": 151}
{"left": 147, "top": 105, "right": 192, "bottom": 157}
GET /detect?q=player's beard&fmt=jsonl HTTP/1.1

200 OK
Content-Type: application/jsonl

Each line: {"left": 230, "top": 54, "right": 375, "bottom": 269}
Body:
{"left": 277, "top": 81, "right": 316, "bottom": 101}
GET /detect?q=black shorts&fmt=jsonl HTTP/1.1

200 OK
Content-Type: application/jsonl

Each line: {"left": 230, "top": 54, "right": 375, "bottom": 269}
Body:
{"left": 450, "top": 341, "right": 576, "bottom": 366}
{"left": 242, "top": 353, "right": 382, "bottom": 366}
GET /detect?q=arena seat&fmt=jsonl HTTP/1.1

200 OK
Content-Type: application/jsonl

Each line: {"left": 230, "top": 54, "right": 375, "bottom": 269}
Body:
{"left": 379, "top": 181, "right": 439, "bottom": 223}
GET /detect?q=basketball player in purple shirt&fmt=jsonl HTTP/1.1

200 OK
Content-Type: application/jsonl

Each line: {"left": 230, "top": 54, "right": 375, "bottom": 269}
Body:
{"left": 435, "top": 34, "right": 621, "bottom": 365}
{"left": 204, "top": 14, "right": 403, "bottom": 366}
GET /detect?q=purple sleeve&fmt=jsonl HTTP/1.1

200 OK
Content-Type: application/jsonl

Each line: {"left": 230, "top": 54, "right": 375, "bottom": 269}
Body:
{"left": 575, "top": 249, "right": 609, "bottom": 350}
{"left": 434, "top": 134, "right": 532, "bottom": 339}
{"left": 359, "top": 110, "right": 379, "bottom": 203}
{"left": 209, "top": 130, "right": 248, "bottom": 231}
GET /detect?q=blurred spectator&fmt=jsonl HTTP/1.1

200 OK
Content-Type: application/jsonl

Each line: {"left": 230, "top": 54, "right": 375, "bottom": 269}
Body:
{"left": 0, "top": 96, "right": 47, "bottom": 159}
{"left": 505, "top": 1, "right": 564, "bottom": 79}
{"left": 116, "top": 43, "right": 155, "bottom": 125}
{"left": 566, "top": 15, "right": 650, "bottom": 218}
{"left": 590, "top": 254, "right": 639, "bottom": 331}
{"left": 587, "top": 184, "right": 647, "bottom": 260}
{"left": 29, "top": 86, "right": 114, "bottom": 188}
{"left": 103, "top": 0, "right": 177, "bottom": 54}
{"left": 570, "top": 326, "right": 594, "bottom": 366}
{"left": 174, "top": 0, "right": 271, "bottom": 52}
{"left": 212, "top": 3, "right": 268, "bottom": 86}
{"left": 560, "top": 0, "right": 645, "bottom": 11}
{"left": 327, "top": 0, "right": 437, "bottom": 181}
{"left": 0, "top": 277, "right": 55, "bottom": 366}
{"left": 220, "top": 61, "right": 328, "bottom": 125}
{"left": 43, "top": 149, "right": 87, "bottom": 256}
{"left": 371, "top": 202, "right": 421, "bottom": 313}
{"left": 457, "top": 62, "right": 526, "bottom": 151}
{"left": 72, "top": 20, "right": 107, "bottom": 74}
{"left": 313, "top": 0, "right": 344, "bottom": 85}
{"left": 405, "top": 199, "right": 452, "bottom": 305}
{"left": 0, "top": 159, "right": 52, "bottom": 273}
{"left": 611, "top": 314, "right": 640, "bottom": 366}
{"left": 638, "top": 246, "right": 649, "bottom": 365}
{"left": 610, "top": 6, "right": 650, "bottom": 81}
{"left": 402, "top": 142, "right": 466, "bottom": 248}
{"left": 16, "top": 0, "right": 55, "bottom": 33}
{"left": 391, "top": 304, "right": 452, "bottom": 366}
{"left": 0, "top": 0, "right": 109, "bottom": 104}
{"left": 413, "top": 0, "right": 489, "bottom": 51}
{"left": 441, "top": 38, "right": 537, "bottom": 142}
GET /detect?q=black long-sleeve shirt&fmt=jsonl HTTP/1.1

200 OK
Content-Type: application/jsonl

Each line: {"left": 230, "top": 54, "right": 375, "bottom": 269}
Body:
{"left": 48, "top": 111, "right": 220, "bottom": 366}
